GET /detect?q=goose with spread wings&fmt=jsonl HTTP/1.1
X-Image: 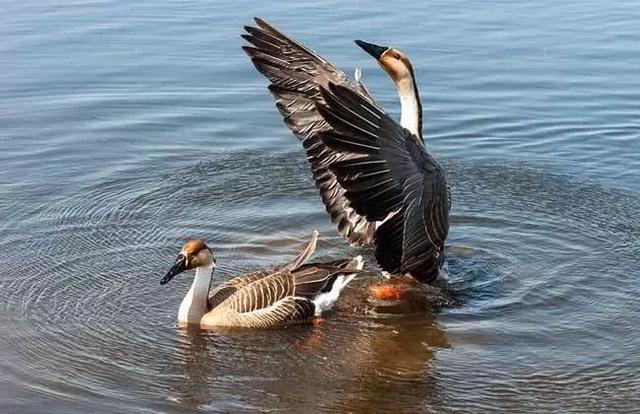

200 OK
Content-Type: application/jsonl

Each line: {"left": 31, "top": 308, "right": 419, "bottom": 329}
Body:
{"left": 243, "top": 18, "right": 450, "bottom": 284}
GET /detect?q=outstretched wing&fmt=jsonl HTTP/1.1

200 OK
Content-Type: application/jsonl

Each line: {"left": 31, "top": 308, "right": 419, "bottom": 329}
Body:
{"left": 317, "top": 83, "right": 450, "bottom": 283}
{"left": 243, "top": 18, "right": 375, "bottom": 244}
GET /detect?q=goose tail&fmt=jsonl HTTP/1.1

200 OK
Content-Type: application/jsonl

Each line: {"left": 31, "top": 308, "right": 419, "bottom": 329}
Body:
{"left": 344, "top": 254, "right": 364, "bottom": 271}
{"left": 312, "top": 255, "right": 362, "bottom": 315}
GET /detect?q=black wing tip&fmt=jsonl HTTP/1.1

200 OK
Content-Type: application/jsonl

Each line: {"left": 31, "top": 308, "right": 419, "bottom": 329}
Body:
{"left": 242, "top": 25, "right": 268, "bottom": 47}
{"left": 244, "top": 18, "right": 271, "bottom": 36}
{"left": 241, "top": 45, "right": 259, "bottom": 57}
{"left": 254, "top": 17, "right": 277, "bottom": 32}
{"left": 267, "top": 83, "right": 287, "bottom": 94}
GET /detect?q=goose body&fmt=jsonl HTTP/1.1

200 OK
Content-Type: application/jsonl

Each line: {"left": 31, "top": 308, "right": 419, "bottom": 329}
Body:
{"left": 161, "top": 231, "right": 362, "bottom": 329}
{"left": 244, "top": 18, "right": 450, "bottom": 284}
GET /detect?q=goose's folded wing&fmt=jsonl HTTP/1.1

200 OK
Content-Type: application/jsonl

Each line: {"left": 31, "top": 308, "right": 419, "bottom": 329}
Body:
{"left": 317, "top": 83, "right": 451, "bottom": 283}
{"left": 208, "top": 269, "right": 271, "bottom": 309}
{"left": 222, "top": 270, "right": 296, "bottom": 314}
{"left": 219, "top": 271, "right": 315, "bottom": 327}
{"left": 232, "top": 296, "right": 316, "bottom": 328}
{"left": 209, "top": 229, "right": 319, "bottom": 308}
{"left": 243, "top": 18, "right": 375, "bottom": 244}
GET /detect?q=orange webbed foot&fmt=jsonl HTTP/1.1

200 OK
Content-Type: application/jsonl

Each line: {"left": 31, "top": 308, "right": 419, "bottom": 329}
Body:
{"left": 368, "top": 282, "right": 412, "bottom": 300}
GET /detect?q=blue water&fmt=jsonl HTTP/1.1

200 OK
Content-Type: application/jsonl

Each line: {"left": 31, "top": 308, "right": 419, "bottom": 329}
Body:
{"left": 1, "top": 1, "right": 639, "bottom": 413}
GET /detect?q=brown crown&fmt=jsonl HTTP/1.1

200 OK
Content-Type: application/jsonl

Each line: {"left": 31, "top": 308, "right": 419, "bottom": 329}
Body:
{"left": 182, "top": 239, "right": 210, "bottom": 256}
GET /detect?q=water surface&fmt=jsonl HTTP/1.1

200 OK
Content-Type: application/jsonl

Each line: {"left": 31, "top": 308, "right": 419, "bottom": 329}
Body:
{"left": 1, "top": 0, "right": 639, "bottom": 412}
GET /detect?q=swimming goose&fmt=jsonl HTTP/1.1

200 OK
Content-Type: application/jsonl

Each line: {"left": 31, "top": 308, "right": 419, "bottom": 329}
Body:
{"left": 243, "top": 19, "right": 450, "bottom": 285}
{"left": 160, "top": 231, "right": 363, "bottom": 328}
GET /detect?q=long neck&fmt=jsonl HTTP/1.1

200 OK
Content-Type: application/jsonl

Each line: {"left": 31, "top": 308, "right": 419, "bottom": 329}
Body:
{"left": 177, "top": 266, "right": 212, "bottom": 326}
{"left": 396, "top": 75, "right": 423, "bottom": 142}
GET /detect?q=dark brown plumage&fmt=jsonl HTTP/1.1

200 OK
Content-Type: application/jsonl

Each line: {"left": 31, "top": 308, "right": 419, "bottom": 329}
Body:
{"left": 317, "top": 83, "right": 450, "bottom": 283}
{"left": 243, "top": 19, "right": 451, "bottom": 284}
{"left": 243, "top": 18, "right": 376, "bottom": 245}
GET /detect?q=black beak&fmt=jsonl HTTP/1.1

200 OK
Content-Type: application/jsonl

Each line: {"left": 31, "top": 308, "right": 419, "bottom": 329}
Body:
{"left": 160, "top": 254, "right": 187, "bottom": 285}
{"left": 355, "top": 39, "right": 389, "bottom": 60}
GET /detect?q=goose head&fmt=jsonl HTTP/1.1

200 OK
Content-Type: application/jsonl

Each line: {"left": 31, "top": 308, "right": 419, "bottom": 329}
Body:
{"left": 160, "top": 239, "right": 216, "bottom": 285}
{"left": 355, "top": 39, "right": 415, "bottom": 84}
{"left": 355, "top": 39, "right": 423, "bottom": 141}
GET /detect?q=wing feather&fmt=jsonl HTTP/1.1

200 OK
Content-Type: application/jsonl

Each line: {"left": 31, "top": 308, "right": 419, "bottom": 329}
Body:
{"left": 214, "top": 270, "right": 316, "bottom": 328}
{"left": 318, "top": 83, "right": 450, "bottom": 283}
{"left": 244, "top": 18, "right": 375, "bottom": 245}
{"left": 230, "top": 296, "right": 316, "bottom": 329}
{"left": 207, "top": 269, "right": 270, "bottom": 309}
{"left": 222, "top": 270, "right": 295, "bottom": 314}
{"left": 282, "top": 230, "right": 318, "bottom": 271}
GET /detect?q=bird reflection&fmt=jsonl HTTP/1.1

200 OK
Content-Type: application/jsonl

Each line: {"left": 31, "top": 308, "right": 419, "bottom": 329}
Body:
{"left": 269, "top": 278, "right": 452, "bottom": 412}
{"left": 328, "top": 290, "right": 450, "bottom": 413}
{"left": 167, "top": 280, "right": 451, "bottom": 413}
{"left": 170, "top": 326, "right": 214, "bottom": 408}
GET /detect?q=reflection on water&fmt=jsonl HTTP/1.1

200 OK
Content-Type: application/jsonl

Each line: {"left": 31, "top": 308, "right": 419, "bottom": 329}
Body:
{"left": 173, "top": 328, "right": 215, "bottom": 408}
{"left": 2, "top": 0, "right": 640, "bottom": 412}
{"left": 328, "top": 316, "right": 449, "bottom": 413}
{"left": 170, "top": 301, "right": 449, "bottom": 413}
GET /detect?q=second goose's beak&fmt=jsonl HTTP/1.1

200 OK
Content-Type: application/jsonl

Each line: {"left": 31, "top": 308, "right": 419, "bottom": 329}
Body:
{"left": 355, "top": 39, "right": 389, "bottom": 60}
{"left": 160, "top": 254, "right": 187, "bottom": 285}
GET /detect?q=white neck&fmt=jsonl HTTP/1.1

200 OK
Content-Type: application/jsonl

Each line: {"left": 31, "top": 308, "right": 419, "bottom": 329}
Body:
{"left": 396, "top": 77, "right": 423, "bottom": 141}
{"left": 177, "top": 265, "right": 213, "bottom": 326}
